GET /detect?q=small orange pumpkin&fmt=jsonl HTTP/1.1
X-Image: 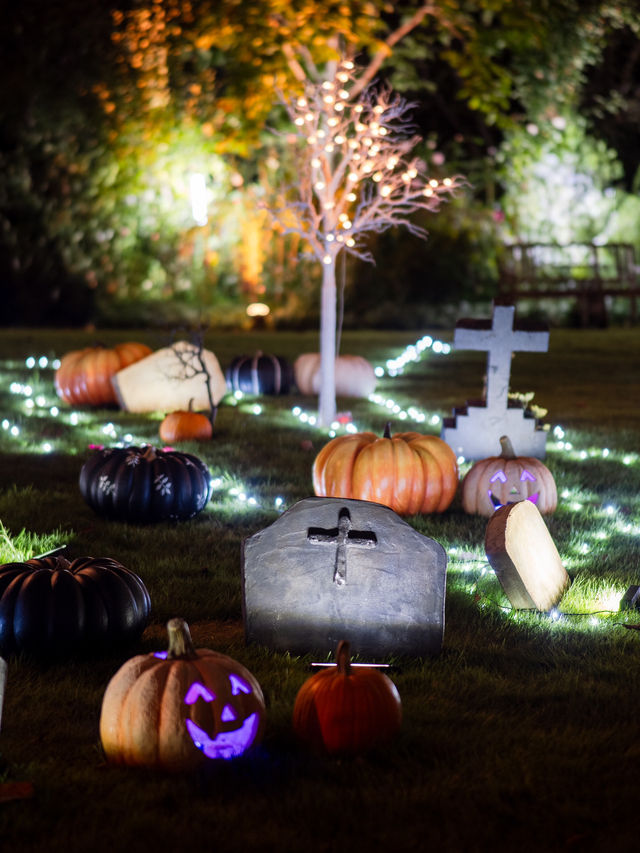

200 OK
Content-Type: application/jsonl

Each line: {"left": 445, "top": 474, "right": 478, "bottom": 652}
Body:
{"left": 55, "top": 342, "right": 152, "bottom": 406}
{"left": 292, "top": 640, "right": 402, "bottom": 755}
{"left": 99, "top": 618, "right": 266, "bottom": 771}
{"left": 461, "top": 435, "right": 557, "bottom": 517}
{"left": 312, "top": 423, "right": 458, "bottom": 515}
{"left": 159, "top": 402, "right": 213, "bottom": 443}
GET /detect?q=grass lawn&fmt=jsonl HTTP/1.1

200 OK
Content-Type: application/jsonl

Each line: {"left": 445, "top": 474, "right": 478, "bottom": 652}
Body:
{"left": 0, "top": 325, "right": 639, "bottom": 853}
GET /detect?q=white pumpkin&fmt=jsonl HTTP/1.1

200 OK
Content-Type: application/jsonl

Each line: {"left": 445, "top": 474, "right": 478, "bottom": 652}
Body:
{"left": 294, "top": 353, "right": 377, "bottom": 398}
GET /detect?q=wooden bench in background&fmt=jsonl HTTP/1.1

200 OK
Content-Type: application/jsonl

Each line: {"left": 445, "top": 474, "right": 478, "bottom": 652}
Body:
{"left": 497, "top": 242, "right": 640, "bottom": 326}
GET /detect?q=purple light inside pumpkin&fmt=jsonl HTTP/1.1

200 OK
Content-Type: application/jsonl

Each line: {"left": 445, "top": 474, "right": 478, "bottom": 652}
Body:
{"left": 183, "top": 678, "right": 260, "bottom": 760}
{"left": 154, "top": 651, "right": 168, "bottom": 659}
{"left": 488, "top": 468, "right": 539, "bottom": 509}
{"left": 229, "top": 674, "right": 252, "bottom": 695}
{"left": 184, "top": 682, "right": 216, "bottom": 704}
{"left": 185, "top": 714, "right": 260, "bottom": 759}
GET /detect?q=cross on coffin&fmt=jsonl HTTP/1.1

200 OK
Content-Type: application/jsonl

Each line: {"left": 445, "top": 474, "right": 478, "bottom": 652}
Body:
{"left": 441, "top": 302, "right": 549, "bottom": 460}
{"left": 307, "top": 507, "right": 377, "bottom": 585}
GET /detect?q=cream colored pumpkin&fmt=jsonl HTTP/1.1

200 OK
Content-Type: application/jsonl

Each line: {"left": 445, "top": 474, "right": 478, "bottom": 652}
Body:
{"left": 461, "top": 435, "right": 557, "bottom": 517}
{"left": 294, "top": 353, "right": 376, "bottom": 398}
{"left": 99, "top": 619, "right": 266, "bottom": 771}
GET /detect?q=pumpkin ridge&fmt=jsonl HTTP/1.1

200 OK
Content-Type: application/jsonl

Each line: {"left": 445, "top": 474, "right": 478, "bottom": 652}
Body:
{"left": 156, "top": 662, "right": 202, "bottom": 768}
{"left": 125, "top": 662, "right": 173, "bottom": 766}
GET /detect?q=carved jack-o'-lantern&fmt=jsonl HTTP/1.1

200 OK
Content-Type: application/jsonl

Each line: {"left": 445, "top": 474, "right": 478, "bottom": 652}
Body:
{"left": 99, "top": 618, "right": 266, "bottom": 770}
{"left": 461, "top": 435, "right": 557, "bottom": 517}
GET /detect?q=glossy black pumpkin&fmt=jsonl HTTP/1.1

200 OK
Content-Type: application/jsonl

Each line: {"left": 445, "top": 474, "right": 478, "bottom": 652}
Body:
{"left": 226, "top": 351, "right": 293, "bottom": 395}
{"left": 79, "top": 445, "right": 212, "bottom": 523}
{"left": 0, "top": 555, "right": 151, "bottom": 657}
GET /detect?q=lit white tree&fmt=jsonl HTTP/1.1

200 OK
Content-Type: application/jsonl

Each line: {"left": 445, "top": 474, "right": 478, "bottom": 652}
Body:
{"left": 269, "top": 57, "right": 463, "bottom": 426}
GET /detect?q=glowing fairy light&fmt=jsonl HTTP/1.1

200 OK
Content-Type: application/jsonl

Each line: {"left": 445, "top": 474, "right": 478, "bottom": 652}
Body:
{"left": 25, "top": 357, "right": 36, "bottom": 368}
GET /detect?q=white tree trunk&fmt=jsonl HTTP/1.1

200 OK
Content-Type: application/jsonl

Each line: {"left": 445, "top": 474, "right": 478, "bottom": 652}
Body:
{"left": 318, "top": 259, "right": 337, "bottom": 426}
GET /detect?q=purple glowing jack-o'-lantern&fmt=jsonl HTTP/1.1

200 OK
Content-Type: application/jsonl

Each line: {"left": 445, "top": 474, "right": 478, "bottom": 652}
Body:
{"left": 461, "top": 435, "right": 557, "bottom": 518}
{"left": 99, "top": 619, "right": 265, "bottom": 771}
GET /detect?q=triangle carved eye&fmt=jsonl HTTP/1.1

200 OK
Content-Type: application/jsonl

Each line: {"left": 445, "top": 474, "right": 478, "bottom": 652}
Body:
{"left": 229, "top": 674, "right": 252, "bottom": 695}
{"left": 490, "top": 471, "right": 508, "bottom": 484}
{"left": 520, "top": 470, "right": 536, "bottom": 482}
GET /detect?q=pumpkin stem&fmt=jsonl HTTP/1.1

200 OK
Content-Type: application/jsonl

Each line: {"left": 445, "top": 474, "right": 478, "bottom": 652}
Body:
{"left": 187, "top": 398, "right": 195, "bottom": 412}
{"left": 141, "top": 445, "right": 158, "bottom": 461}
{"left": 383, "top": 422, "right": 392, "bottom": 439}
{"left": 166, "top": 618, "right": 198, "bottom": 660}
{"left": 335, "top": 640, "right": 352, "bottom": 676}
{"left": 499, "top": 435, "right": 516, "bottom": 459}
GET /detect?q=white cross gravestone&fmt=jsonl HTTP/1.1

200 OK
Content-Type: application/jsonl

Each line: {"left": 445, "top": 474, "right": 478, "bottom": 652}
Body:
{"left": 441, "top": 303, "right": 549, "bottom": 460}
{"left": 241, "top": 497, "right": 447, "bottom": 658}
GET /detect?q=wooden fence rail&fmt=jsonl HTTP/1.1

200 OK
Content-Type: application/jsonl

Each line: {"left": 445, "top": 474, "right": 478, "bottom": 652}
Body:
{"left": 497, "top": 242, "right": 640, "bottom": 326}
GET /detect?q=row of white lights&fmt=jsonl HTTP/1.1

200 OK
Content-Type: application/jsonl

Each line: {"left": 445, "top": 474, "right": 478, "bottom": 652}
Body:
{"left": 2, "top": 338, "right": 639, "bottom": 627}
{"left": 2, "top": 336, "right": 639, "bottom": 532}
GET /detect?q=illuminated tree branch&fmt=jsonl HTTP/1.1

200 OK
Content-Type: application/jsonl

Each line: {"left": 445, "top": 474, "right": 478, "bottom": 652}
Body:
{"left": 267, "top": 59, "right": 464, "bottom": 426}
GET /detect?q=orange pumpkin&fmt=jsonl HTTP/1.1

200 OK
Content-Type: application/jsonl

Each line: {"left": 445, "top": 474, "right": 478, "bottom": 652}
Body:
{"left": 159, "top": 404, "right": 213, "bottom": 443}
{"left": 461, "top": 435, "right": 557, "bottom": 517}
{"left": 292, "top": 640, "right": 402, "bottom": 755}
{"left": 99, "top": 618, "right": 266, "bottom": 771}
{"left": 55, "top": 342, "right": 152, "bottom": 406}
{"left": 312, "top": 423, "right": 458, "bottom": 515}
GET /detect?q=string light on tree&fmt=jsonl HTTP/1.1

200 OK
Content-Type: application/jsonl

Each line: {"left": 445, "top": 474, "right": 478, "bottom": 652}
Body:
{"left": 268, "top": 57, "right": 463, "bottom": 427}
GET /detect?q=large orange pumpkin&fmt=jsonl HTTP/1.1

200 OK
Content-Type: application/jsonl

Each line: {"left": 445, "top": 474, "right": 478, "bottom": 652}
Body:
{"left": 312, "top": 423, "right": 458, "bottom": 515}
{"left": 461, "top": 435, "right": 557, "bottom": 517}
{"left": 99, "top": 618, "right": 266, "bottom": 771}
{"left": 55, "top": 342, "right": 152, "bottom": 406}
{"left": 292, "top": 640, "right": 402, "bottom": 755}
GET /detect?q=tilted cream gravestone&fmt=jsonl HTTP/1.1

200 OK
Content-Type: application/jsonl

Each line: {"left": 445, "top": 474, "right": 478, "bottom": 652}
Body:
{"left": 242, "top": 496, "right": 447, "bottom": 658}
{"left": 485, "top": 500, "right": 570, "bottom": 611}
{"left": 112, "top": 341, "right": 227, "bottom": 414}
{"left": 441, "top": 303, "right": 549, "bottom": 460}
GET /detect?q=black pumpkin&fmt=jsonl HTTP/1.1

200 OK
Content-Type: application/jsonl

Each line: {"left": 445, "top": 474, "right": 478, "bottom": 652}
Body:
{"left": 79, "top": 445, "right": 212, "bottom": 523}
{"left": 0, "top": 555, "right": 151, "bottom": 657}
{"left": 226, "top": 351, "right": 293, "bottom": 395}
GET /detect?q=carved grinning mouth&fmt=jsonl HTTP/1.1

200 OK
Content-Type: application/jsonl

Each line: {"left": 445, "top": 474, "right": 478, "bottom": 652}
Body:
{"left": 489, "top": 490, "right": 539, "bottom": 509}
{"left": 183, "top": 677, "right": 260, "bottom": 760}
{"left": 185, "top": 713, "right": 260, "bottom": 760}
